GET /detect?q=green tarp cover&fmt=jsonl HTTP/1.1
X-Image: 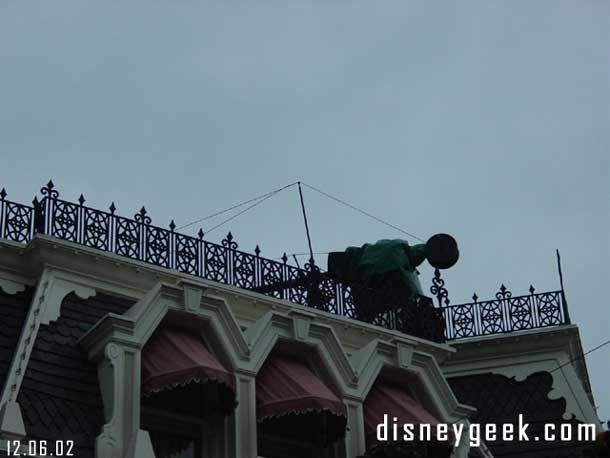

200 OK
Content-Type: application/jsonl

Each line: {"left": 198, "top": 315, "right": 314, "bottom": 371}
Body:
{"left": 327, "top": 239, "right": 426, "bottom": 297}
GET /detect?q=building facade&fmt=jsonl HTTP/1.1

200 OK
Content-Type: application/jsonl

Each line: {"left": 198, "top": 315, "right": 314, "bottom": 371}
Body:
{"left": 0, "top": 183, "right": 601, "bottom": 458}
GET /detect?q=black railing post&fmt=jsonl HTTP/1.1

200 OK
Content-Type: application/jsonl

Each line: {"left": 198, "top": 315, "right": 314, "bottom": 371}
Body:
{"left": 222, "top": 232, "right": 238, "bottom": 285}
{"left": 109, "top": 202, "right": 117, "bottom": 254}
{"left": 281, "top": 252, "right": 288, "bottom": 301}
{"left": 169, "top": 220, "right": 176, "bottom": 270}
{"left": 135, "top": 206, "right": 150, "bottom": 262}
{"left": 39, "top": 180, "right": 59, "bottom": 236}
{"left": 253, "top": 245, "right": 261, "bottom": 290}
{"left": 0, "top": 189, "right": 6, "bottom": 239}
{"left": 471, "top": 293, "right": 480, "bottom": 336}
{"left": 77, "top": 194, "right": 86, "bottom": 244}
{"left": 528, "top": 285, "right": 538, "bottom": 327}
{"left": 496, "top": 284, "right": 512, "bottom": 333}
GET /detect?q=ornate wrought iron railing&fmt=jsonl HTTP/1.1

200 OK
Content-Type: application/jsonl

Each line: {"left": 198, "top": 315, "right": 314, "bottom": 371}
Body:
{"left": 441, "top": 286, "right": 570, "bottom": 340}
{"left": 0, "top": 182, "right": 570, "bottom": 342}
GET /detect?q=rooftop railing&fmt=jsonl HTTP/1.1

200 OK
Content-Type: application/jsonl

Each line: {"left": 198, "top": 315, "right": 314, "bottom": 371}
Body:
{"left": 0, "top": 182, "right": 570, "bottom": 342}
{"left": 441, "top": 286, "right": 569, "bottom": 340}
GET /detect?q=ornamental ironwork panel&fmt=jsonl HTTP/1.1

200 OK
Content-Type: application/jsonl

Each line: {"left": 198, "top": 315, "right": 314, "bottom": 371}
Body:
{"left": 114, "top": 214, "right": 142, "bottom": 259}
{"left": 316, "top": 276, "right": 340, "bottom": 314}
{"left": 259, "top": 256, "right": 286, "bottom": 300}
{"left": 203, "top": 240, "right": 228, "bottom": 283}
{"left": 285, "top": 264, "right": 308, "bottom": 305}
{"left": 507, "top": 294, "right": 534, "bottom": 331}
{"left": 535, "top": 291, "right": 564, "bottom": 327}
{"left": 1, "top": 199, "right": 33, "bottom": 243}
{"left": 232, "top": 248, "right": 257, "bottom": 290}
{"left": 145, "top": 225, "right": 171, "bottom": 268}
{"left": 48, "top": 198, "right": 80, "bottom": 242}
{"left": 445, "top": 303, "right": 476, "bottom": 339}
{"left": 83, "top": 207, "right": 112, "bottom": 250}
{"left": 175, "top": 233, "right": 200, "bottom": 276}
{"left": 479, "top": 299, "right": 506, "bottom": 335}
{"left": 0, "top": 182, "right": 572, "bottom": 343}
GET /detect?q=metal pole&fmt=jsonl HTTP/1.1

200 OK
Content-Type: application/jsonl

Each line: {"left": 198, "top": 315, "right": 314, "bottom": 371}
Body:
{"left": 556, "top": 249, "right": 571, "bottom": 324}
{"left": 297, "top": 182, "right": 315, "bottom": 265}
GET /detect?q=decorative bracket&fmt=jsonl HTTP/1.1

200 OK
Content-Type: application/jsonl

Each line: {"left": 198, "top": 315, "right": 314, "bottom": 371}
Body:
{"left": 0, "top": 277, "right": 26, "bottom": 296}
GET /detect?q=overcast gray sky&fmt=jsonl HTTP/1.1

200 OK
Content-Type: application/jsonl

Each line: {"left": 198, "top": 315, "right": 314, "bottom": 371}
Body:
{"left": 1, "top": 0, "right": 609, "bottom": 423}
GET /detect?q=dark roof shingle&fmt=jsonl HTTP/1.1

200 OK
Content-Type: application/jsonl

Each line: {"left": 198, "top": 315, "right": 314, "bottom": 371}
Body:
{"left": 449, "top": 372, "right": 594, "bottom": 458}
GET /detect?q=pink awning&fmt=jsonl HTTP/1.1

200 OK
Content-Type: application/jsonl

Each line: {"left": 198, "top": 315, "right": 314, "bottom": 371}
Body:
{"left": 256, "top": 353, "right": 347, "bottom": 422}
{"left": 141, "top": 325, "right": 235, "bottom": 400}
{"left": 364, "top": 381, "right": 442, "bottom": 441}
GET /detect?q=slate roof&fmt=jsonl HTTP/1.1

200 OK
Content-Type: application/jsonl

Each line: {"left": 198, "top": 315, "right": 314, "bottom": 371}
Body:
{"left": 449, "top": 372, "right": 595, "bottom": 458}
{"left": 0, "top": 287, "right": 31, "bottom": 397}
{"left": 17, "top": 292, "right": 134, "bottom": 458}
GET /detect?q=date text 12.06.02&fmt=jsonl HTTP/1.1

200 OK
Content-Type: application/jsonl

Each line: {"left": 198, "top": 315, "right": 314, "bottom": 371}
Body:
{"left": 5, "top": 440, "right": 74, "bottom": 456}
